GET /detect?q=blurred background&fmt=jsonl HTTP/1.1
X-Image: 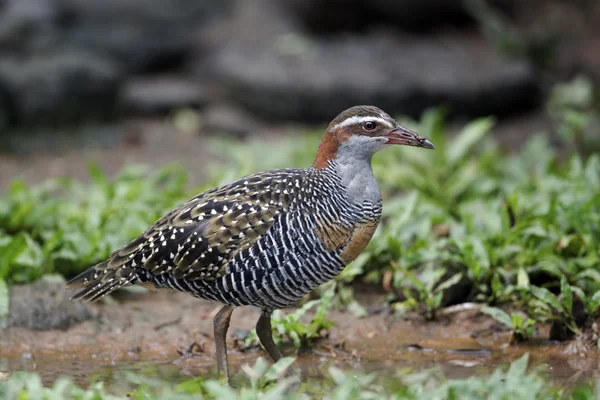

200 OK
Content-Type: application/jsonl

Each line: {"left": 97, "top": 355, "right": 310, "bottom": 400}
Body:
{"left": 0, "top": 0, "right": 599, "bottom": 187}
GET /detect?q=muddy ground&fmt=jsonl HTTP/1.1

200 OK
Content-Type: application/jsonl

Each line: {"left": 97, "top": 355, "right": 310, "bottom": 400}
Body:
{"left": 1, "top": 281, "right": 598, "bottom": 389}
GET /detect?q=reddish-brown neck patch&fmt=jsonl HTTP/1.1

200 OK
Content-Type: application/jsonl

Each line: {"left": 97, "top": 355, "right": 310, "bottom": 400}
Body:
{"left": 313, "top": 130, "right": 349, "bottom": 169}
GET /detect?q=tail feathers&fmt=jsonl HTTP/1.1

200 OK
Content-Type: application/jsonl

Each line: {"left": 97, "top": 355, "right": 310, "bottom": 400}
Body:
{"left": 66, "top": 261, "right": 138, "bottom": 302}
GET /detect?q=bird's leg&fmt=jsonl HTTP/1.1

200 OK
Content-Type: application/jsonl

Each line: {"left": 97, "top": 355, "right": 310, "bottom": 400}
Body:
{"left": 213, "top": 305, "right": 234, "bottom": 385}
{"left": 256, "top": 310, "right": 299, "bottom": 381}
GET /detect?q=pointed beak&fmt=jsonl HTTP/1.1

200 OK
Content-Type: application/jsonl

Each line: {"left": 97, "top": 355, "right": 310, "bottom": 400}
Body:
{"left": 383, "top": 126, "right": 435, "bottom": 149}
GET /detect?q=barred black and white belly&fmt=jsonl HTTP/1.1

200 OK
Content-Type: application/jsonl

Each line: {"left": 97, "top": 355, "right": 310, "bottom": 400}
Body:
{"left": 142, "top": 213, "right": 345, "bottom": 309}
{"left": 133, "top": 165, "right": 382, "bottom": 310}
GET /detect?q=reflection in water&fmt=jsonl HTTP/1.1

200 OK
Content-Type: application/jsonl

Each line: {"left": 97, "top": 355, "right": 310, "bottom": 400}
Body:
{"left": 3, "top": 339, "right": 598, "bottom": 391}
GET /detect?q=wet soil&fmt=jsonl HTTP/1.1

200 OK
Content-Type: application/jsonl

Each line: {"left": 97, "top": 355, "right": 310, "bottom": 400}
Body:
{"left": 1, "top": 285, "right": 598, "bottom": 389}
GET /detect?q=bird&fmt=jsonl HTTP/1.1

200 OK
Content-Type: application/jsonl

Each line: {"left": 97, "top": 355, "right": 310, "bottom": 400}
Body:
{"left": 66, "top": 105, "right": 434, "bottom": 385}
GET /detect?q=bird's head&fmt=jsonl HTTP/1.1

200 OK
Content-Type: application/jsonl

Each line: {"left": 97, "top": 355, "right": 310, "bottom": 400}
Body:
{"left": 313, "top": 105, "right": 435, "bottom": 168}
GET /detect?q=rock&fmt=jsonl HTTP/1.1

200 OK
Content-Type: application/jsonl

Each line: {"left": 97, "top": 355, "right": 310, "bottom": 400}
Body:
{"left": 8, "top": 279, "right": 96, "bottom": 330}
{"left": 201, "top": 103, "right": 265, "bottom": 137}
{"left": 0, "top": 0, "right": 62, "bottom": 52}
{"left": 120, "top": 76, "right": 209, "bottom": 115}
{"left": 0, "top": 0, "right": 541, "bottom": 125}
{"left": 0, "top": 0, "right": 232, "bottom": 124}
{"left": 283, "top": 0, "right": 516, "bottom": 33}
{"left": 0, "top": 50, "right": 122, "bottom": 124}
{"left": 413, "top": 337, "right": 485, "bottom": 352}
{"left": 58, "top": 0, "right": 232, "bottom": 72}
{"left": 207, "top": 31, "right": 540, "bottom": 122}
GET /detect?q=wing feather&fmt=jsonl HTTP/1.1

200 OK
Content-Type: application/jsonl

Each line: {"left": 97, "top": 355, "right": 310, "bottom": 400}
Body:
{"left": 66, "top": 170, "right": 308, "bottom": 301}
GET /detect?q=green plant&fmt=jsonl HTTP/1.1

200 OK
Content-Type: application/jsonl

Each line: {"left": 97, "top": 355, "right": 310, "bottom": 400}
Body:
{"left": 432, "top": 354, "right": 549, "bottom": 400}
{"left": 581, "top": 290, "right": 600, "bottom": 317}
{"left": 547, "top": 76, "right": 600, "bottom": 155}
{"left": 0, "top": 373, "right": 121, "bottom": 400}
{"left": 393, "top": 266, "right": 463, "bottom": 320}
{"left": 2, "top": 354, "right": 589, "bottom": 400}
{"left": 387, "top": 137, "right": 596, "bottom": 325}
{"left": 481, "top": 306, "right": 536, "bottom": 342}
{"left": 529, "top": 276, "right": 580, "bottom": 335}
{"left": 376, "top": 109, "right": 497, "bottom": 216}
{"left": 244, "top": 283, "right": 335, "bottom": 351}
{"left": 0, "top": 164, "right": 189, "bottom": 284}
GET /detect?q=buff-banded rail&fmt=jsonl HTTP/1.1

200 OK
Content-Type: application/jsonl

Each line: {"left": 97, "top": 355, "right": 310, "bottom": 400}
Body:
{"left": 66, "top": 105, "right": 435, "bottom": 385}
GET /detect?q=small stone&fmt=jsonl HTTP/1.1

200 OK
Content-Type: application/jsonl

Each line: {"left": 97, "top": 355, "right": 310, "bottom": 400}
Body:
{"left": 9, "top": 279, "right": 96, "bottom": 331}
{"left": 415, "top": 337, "right": 484, "bottom": 352}
{"left": 0, "top": 50, "right": 121, "bottom": 125}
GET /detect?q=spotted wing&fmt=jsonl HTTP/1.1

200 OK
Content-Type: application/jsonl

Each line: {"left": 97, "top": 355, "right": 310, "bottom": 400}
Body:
{"left": 66, "top": 170, "right": 307, "bottom": 301}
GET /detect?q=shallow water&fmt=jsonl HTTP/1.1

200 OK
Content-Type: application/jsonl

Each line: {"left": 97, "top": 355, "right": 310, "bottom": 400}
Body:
{"left": 3, "top": 330, "right": 598, "bottom": 391}
{"left": 2, "top": 291, "right": 599, "bottom": 390}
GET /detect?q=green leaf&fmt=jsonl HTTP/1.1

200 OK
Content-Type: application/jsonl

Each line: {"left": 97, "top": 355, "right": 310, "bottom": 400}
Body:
{"left": 491, "top": 273, "right": 502, "bottom": 296}
{"left": 530, "top": 285, "right": 564, "bottom": 314}
{"left": 395, "top": 191, "right": 420, "bottom": 228}
{"left": 264, "top": 357, "right": 296, "bottom": 381}
{"left": 507, "top": 353, "right": 530, "bottom": 379}
{"left": 436, "top": 273, "right": 463, "bottom": 293}
{"left": 586, "top": 291, "right": 600, "bottom": 315}
{"left": 481, "top": 306, "right": 513, "bottom": 328}
{"left": 448, "top": 117, "right": 495, "bottom": 166}
{"left": 0, "top": 234, "right": 27, "bottom": 281}
{"left": 87, "top": 162, "right": 108, "bottom": 186}
{"left": 575, "top": 268, "right": 600, "bottom": 284}
{"left": 560, "top": 275, "right": 573, "bottom": 315}
{"left": 0, "top": 278, "right": 8, "bottom": 329}
{"left": 203, "top": 381, "right": 237, "bottom": 398}
{"left": 517, "top": 267, "right": 530, "bottom": 289}
{"left": 511, "top": 313, "right": 524, "bottom": 328}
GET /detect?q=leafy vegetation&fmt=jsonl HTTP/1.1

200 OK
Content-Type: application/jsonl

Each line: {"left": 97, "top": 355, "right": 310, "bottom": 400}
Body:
{"left": 2, "top": 354, "right": 595, "bottom": 400}
{"left": 1, "top": 89, "right": 600, "bottom": 333}
{"left": 193, "top": 103, "right": 600, "bottom": 329}
{"left": 243, "top": 282, "right": 335, "bottom": 351}
{"left": 0, "top": 164, "right": 188, "bottom": 284}
{"left": 548, "top": 75, "right": 600, "bottom": 155}
{"left": 481, "top": 306, "right": 536, "bottom": 343}
{"left": 0, "top": 164, "right": 190, "bottom": 328}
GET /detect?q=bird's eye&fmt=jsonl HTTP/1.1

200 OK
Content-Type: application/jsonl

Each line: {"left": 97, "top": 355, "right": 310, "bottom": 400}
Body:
{"left": 363, "top": 121, "right": 376, "bottom": 131}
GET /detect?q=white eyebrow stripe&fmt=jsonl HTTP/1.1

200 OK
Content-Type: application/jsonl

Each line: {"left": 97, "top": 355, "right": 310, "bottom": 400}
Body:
{"left": 331, "top": 115, "right": 394, "bottom": 130}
